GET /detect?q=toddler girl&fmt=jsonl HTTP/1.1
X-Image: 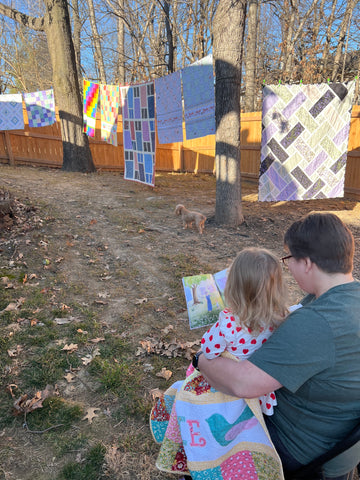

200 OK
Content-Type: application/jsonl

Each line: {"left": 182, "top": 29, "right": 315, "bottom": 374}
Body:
{"left": 150, "top": 247, "right": 288, "bottom": 478}
{"left": 197, "top": 246, "right": 288, "bottom": 414}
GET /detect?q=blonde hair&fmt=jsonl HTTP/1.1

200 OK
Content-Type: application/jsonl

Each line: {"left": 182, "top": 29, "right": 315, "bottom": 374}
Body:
{"left": 224, "top": 247, "right": 288, "bottom": 334}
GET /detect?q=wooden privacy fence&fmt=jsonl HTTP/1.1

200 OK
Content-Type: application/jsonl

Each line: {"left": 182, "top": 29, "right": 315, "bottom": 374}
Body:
{"left": 1, "top": 105, "right": 360, "bottom": 198}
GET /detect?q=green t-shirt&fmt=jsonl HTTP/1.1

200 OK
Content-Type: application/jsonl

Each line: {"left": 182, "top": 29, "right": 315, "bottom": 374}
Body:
{"left": 249, "top": 280, "right": 360, "bottom": 465}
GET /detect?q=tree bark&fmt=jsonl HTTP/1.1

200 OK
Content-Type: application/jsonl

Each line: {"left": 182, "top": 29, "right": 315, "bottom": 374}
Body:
{"left": 117, "top": 0, "right": 126, "bottom": 84}
{"left": 0, "top": 0, "right": 95, "bottom": 172}
{"left": 244, "top": 0, "right": 258, "bottom": 112}
{"left": 214, "top": 0, "right": 247, "bottom": 226}
{"left": 86, "top": 0, "right": 106, "bottom": 83}
{"left": 71, "top": 0, "right": 82, "bottom": 89}
{"left": 163, "top": 0, "right": 174, "bottom": 73}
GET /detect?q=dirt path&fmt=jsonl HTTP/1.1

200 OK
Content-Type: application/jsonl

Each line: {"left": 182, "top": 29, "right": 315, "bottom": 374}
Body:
{"left": 1, "top": 165, "right": 360, "bottom": 479}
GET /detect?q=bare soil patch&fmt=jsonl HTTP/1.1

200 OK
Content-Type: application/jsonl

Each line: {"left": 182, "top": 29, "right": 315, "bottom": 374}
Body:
{"left": 1, "top": 165, "right": 360, "bottom": 479}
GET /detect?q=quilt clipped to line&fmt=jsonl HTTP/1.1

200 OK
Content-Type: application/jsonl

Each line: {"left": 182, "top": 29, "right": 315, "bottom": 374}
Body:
{"left": 155, "top": 71, "right": 183, "bottom": 144}
{"left": 24, "top": 89, "right": 56, "bottom": 128}
{"left": 0, "top": 94, "right": 24, "bottom": 131}
{"left": 258, "top": 80, "right": 356, "bottom": 201}
{"left": 83, "top": 80, "right": 100, "bottom": 137}
{"left": 100, "top": 84, "right": 120, "bottom": 146}
{"left": 120, "top": 82, "right": 156, "bottom": 187}
{"left": 182, "top": 63, "right": 215, "bottom": 140}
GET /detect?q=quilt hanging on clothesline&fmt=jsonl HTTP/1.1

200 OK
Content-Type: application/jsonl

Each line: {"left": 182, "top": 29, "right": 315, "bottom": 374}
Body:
{"left": 83, "top": 80, "right": 100, "bottom": 137}
{"left": 120, "top": 82, "right": 156, "bottom": 186}
{"left": 0, "top": 94, "right": 24, "bottom": 131}
{"left": 24, "top": 89, "right": 56, "bottom": 128}
{"left": 258, "top": 80, "right": 356, "bottom": 201}
{"left": 100, "top": 84, "right": 120, "bottom": 146}
{"left": 182, "top": 63, "right": 215, "bottom": 140}
{"left": 155, "top": 71, "right": 183, "bottom": 144}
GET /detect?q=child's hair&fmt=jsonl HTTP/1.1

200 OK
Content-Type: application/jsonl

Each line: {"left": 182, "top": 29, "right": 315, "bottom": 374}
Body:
{"left": 224, "top": 247, "right": 288, "bottom": 334}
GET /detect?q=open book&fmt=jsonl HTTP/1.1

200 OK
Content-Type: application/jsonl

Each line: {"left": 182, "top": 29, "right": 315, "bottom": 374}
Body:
{"left": 182, "top": 268, "right": 228, "bottom": 329}
{"left": 182, "top": 268, "right": 303, "bottom": 329}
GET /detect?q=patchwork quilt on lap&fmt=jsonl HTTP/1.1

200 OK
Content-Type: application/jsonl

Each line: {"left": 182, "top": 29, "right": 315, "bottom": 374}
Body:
{"left": 150, "top": 360, "right": 284, "bottom": 480}
{"left": 258, "top": 81, "right": 355, "bottom": 201}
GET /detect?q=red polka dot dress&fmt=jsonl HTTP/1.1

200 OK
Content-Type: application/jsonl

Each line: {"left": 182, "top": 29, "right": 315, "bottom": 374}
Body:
{"left": 200, "top": 308, "right": 277, "bottom": 415}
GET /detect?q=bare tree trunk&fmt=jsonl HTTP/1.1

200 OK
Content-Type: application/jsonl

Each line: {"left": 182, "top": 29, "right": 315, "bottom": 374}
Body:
{"left": 71, "top": 0, "right": 82, "bottom": 89}
{"left": 0, "top": 0, "right": 95, "bottom": 173}
{"left": 244, "top": 0, "right": 258, "bottom": 112}
{"left": 45, "top": 0, "right": 95, "bottom": 172}
{"left": 117, "top": 0, "right": 126, "bottom": 84}
{"left": 86, "top": 0, "right": 106, "bottom": 83}
{"left": 163, "top": 0, "right": 174, "bottom": 73}
{"left": 331, "top": 0, "right": 358, "bottom": 81}
{"left": 214, "top": 0, "right": 247, "bottom": 226}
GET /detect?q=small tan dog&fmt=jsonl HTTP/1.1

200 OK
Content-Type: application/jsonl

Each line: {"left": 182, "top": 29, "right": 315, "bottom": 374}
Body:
{"left": 175, "top": 204, "right": 206, "bottom": 234}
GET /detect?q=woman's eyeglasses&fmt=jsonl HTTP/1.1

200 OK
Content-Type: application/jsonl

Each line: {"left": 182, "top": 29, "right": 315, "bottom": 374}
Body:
{"left": 281, "top": 255, "right": 293, "bottom": 265}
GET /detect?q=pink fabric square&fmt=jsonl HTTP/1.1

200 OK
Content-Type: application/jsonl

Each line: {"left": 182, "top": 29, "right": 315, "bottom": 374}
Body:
{"left": 140, "top": 85, "right": 147, "bottom": 107}
{"left": 221, "top": 450, "right": 258, "bottom": 479}
{"left": 165, "top": 403, "right": 182, "bottom": 443}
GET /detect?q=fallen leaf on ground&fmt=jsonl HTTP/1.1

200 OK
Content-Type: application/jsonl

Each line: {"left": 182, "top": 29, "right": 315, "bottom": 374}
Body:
{"left": 64, "top": 372, "right": 76, "bottom": 383}
{"left": 149, "top": 388, "right": 164, "bottom": 400}
{"left": 2, "top": 297, "right": 25, "bottom": 313}
{"left": 7, "top": 345, "right": 23, "bottom": 357}
{"left": 13, "top": 385, "right": 52, "bottom": 414}
{"left": 156, "top": 368, "right": 172, "bottom": 380}
{"left": 77, "top": 328, "right": 88, "bottom": 334}
{"left": 62, "top": 343, "right": 78, "bottom": 353}
{"left": 161, "top": 325, "right": 174, "bottom": 334}
{"left": 98, "top": 292, "right": 110, "bottom": 299}
{"left": 55, "top": 317, "right": 72, "bottom": 325}
{"left": 82, "top": 407, "right": 100, "bottom": 424}
{"left": 90, "top": 337, "right": 105, "bottom": 343}
{"left": 81, "top": 348, "right": 100, "bottom": 365}
{"left": 135, "top": 298, "right": 148, "bottom": 304}
{"left": 6, "top": 384, "right": 18, "bottom": 398}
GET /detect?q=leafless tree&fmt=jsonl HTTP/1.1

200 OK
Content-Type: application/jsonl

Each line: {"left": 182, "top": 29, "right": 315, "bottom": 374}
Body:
{"left": 0, "top": 0, "right": 95, "bottom": 172}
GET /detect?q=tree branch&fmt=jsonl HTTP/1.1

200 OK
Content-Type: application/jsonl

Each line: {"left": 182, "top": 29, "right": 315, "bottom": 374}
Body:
{"left": 0, "top": 3, "right": 45, "bottom": 32}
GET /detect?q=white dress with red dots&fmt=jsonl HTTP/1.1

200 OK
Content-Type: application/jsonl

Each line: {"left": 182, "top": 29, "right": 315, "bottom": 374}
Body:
{"left": 200, "top": 308, "right": 277, "bottom": 416}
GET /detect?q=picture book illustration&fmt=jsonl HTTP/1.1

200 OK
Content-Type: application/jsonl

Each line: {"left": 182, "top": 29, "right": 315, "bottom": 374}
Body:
{"left": 182, "top": 268, "right": 228, "bottom": 329}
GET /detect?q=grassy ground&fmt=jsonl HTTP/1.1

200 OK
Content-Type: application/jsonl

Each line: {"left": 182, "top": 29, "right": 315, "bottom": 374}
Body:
{"left": 1, "top": 166, "right": 360, "bottom": 479}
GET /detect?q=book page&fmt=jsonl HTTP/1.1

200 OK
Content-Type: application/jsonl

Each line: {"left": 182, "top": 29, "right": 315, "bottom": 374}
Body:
{"left": 182, "top": 274, "right": 225, "bottom": 329}
{"left": 213, "top": 268, "right": 228, "bottom": 301}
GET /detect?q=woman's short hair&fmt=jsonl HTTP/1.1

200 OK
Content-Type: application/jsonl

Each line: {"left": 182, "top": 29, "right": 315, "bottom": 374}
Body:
{"left": 284, "top": 213, "right": 354, "bottom": 274}
{"left": 224, "top": 247, "right": 288, "bottom": 334}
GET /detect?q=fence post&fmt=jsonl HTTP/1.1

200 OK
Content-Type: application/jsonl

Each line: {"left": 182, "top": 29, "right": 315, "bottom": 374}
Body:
{"left": 178, "top": 143, "right": 184, "bottom": 171}
{"left": 4, "top": 131, "right": 15, "bottom": 166}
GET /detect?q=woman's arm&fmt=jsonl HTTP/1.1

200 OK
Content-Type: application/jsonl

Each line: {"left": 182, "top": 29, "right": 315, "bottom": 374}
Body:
{"left": 197, "top": 354, "right": 282, "bottom": 398}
